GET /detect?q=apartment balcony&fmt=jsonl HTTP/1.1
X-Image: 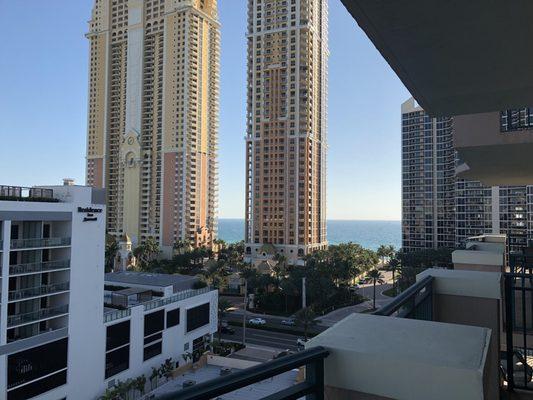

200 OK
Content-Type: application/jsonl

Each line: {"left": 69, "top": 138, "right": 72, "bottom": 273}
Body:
{"left": 7, "top": 305, "right": 69, "bottom": 328}
{"left": 9, "top": 259, "right": 70, "bottom": 276}
{"left": 454, "top": 112, "right": 533, "bottom": 186}
{"left": 10, "top": 237, "right": 71, "bottom": 250}
{"left": 8, "top": 282, "right": 70, "bottom": 302}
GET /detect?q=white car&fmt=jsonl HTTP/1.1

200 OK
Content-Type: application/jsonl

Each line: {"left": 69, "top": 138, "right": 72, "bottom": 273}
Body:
{"left": 296, "top": 338, "right": 308, "bottom": 348}
{"left": 249, "top": 318, "right": 267, "bottom": 325}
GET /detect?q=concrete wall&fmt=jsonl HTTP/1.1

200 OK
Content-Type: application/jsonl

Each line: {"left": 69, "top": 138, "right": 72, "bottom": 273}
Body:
{"left": 434, "top": 294, "right": 500, "bottom": 400}
{"left": 307, "top": 312, "right": 491, "bottom": 400}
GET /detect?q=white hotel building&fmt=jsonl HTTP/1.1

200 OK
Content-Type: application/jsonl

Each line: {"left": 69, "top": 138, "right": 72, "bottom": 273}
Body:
{"left": 0, "top": 183, "right": 217, "bottom": 400}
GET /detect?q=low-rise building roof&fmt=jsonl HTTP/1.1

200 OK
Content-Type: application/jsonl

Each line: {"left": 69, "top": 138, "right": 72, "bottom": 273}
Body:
{"left": 105, "top": 271, "right": 198, "bottom": 293}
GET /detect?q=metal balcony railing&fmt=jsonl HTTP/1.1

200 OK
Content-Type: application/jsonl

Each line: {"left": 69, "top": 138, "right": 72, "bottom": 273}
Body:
{"left": 0, "top": 185, "right": 57, "bottom": 202}
{"left": 9, "top": 260, "right": 70, "bottom": 275}
{"left": 103, "top": 308, "right": 131, "bottom": 323}
{"left": 158, "top": 346, "right": 329, "bottom": 400}
{"left": 103, "top": 287, "right": 213, "bottom": 323}
{"left": 8, "top": 282, "right": 70, "bottom": 301}
{"left": 10, "top": 237, "right": 71, "bottom": 250}
{"left": 374, "top": 275, "right": 434, "bottom": 320}
{"left": 7, "top": 304, "right": 69, "bottom": 327}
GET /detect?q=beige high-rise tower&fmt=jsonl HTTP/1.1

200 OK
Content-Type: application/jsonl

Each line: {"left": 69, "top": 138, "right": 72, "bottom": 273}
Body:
{"left": 86, "top": 0, "right": 219, "bottom": 254}
{"left": 244, "top": 0, "right": 329, "bottom": 264}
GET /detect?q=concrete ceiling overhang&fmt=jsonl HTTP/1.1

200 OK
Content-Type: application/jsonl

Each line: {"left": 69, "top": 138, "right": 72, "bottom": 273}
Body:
{"left": 456, "top": 143, "right": 533, "bottom": 186}
{"left": 340, "top": 0, "right": 533, "bottom": 117}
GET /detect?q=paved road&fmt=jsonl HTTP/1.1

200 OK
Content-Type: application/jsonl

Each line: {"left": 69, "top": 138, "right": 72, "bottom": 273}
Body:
{"left": 222, "top": 270, "right": 396, "bottom": 329}
{"left": 221, "top": 326, "right": 301, "bottom": 351}
{"left": 223, "top": 313, "right": 326, "bottom": 336}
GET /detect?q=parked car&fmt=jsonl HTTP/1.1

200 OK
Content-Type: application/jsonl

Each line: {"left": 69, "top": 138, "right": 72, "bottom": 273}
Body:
{"left": 281, "top": 318, "right": 296, "bottom": 326}
{"left": 358, "top": 278, "right": 366, "bottom": 285}
{"left": 296, "top": 338, "right": 308, "bottom": 348}
{"left": 221, "top": 326, "right": 235, "bottom": 335}
{"left": 348, "top": 285, "right": 359, "bottom": 292}
{"left": 249, "top": 318, "right": 266, "bottom": 326}
{"left": 273, "top": 350, "right": 294, "bottom": 359}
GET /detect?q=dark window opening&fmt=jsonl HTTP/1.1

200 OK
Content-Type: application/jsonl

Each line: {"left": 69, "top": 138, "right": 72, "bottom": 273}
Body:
{"left": 105, "top": 346, "right": 129, "bottom": 379}
{"left": 186, "top": 303, "right": 210, "bottom": 333}
{"left": 8, "top": 338, "right": 68, "bottom": 389}
{"left": 166, "top": 308, "right": 180, "bottom": 328}
{"left": 144, "top": 310, "right": 164, "bottom": 336}
{"left": 144, "top": 332, "right": 162, "bottom": 345}
{"left": 143, "top": 342, "right": 162, "bottom": 361}
{"left": 7, "top": 370, "right": 67, "bottom": 400}
{"left": 106, "top": 320, "right": 130, "bottom": 351}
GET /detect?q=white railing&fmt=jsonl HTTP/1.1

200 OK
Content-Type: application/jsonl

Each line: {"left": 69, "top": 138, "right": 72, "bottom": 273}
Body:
{"left": 103, "top": 287, "right": 212, "bottom": 322}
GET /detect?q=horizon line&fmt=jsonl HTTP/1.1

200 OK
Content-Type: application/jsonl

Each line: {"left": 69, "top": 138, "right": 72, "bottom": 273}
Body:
{"left": 217, "top": 217, "right": 401, "bottom": 222}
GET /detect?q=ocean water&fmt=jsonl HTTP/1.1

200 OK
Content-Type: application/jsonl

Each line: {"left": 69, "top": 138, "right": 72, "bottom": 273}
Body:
{"left": 218, "top": 219, "right": 401, "bottom": 251}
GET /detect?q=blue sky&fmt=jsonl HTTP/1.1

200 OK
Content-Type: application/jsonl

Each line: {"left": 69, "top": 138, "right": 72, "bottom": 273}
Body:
{"left": 0, "top": 1, "right": 409, "bottom": 220}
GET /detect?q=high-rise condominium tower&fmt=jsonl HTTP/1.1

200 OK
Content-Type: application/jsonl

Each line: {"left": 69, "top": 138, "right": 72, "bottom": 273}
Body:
{"left": 402, "top": 97, "right": 533, "bottom": 253}
{"left": 86, "top": 0, "right": 219, "bottom": 254}
{"left": 244, "top": 0, "right": 329, "bottom": 264}
{"left": 401, "top": 98, "right": 455, "bottom": 251}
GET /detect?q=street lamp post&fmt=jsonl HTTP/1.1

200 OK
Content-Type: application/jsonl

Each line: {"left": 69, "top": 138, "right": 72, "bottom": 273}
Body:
{"left": 242, "top": 279, "right": 248, "bottom": 346}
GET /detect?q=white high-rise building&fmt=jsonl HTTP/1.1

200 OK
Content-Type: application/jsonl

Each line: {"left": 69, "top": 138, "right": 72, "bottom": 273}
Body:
{"left": 0, "top": 184, "right": 217, "bottom": 400}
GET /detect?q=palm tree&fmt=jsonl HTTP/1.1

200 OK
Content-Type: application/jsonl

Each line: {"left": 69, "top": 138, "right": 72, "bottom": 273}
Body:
{"left": 134, "top": 237, "right": 160, "bottom": 269}
{"left": 366, "top": 269, "right": 385, "bottom": 309}
{"left": 105, "top": 236, "right": 119, "bottom": 272}
{"left": 272, "top": 254, "right": 288, "bottom": 281}
{"left": 173, "top": 239, "right": 191, "bottom": 255}
{"left": 134, "top": 375, "right": 146, "bottom": 397}
{"left": 376, "top": 245, "right": 387, "bottom": 267}
{"left": 387, "top": 257, "right": 401, "bottom": 294}
{"left": 218, "top": 298, "right": 232, "bottom": 341}
{"left": 161, "top": 358, "right": 174, "bottom": 382}
{"left": 294, "top": 307, "right": 317, "bottom": 340}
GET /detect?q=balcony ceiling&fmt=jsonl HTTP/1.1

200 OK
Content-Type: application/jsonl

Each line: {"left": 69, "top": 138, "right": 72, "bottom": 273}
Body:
{"left": 341, "top": 0, "right": 533, "bottom": 116}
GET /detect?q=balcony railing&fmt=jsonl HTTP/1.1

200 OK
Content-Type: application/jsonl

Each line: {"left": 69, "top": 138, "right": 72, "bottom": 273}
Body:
{"left": 103, "top": 287, "right": 213, "bottom": 323}
{"left": 103, "top": 308, "right": 131, "bottom": 323}
{"left": 9, "top": 260, "right": 70, "bottom": 275}
{"left": 7, "top": 304, "right": 69, "bottom": 327}
{"left": 0, "top": 185, "right": 57, "bottom": 202}
{"left": 10, "top": 237, "right": 71, "bottom": 250}
{"left": 157, "top": 346, "right": 329, "bottom": 400}
{"left": 8, "top": 282, "right": 70, "bottom": 301}
{"left": 374, "top": 275, "right": 434, "bottom": 320}
{"left": 143, "top": 286, "right": 212, "bottom": 311}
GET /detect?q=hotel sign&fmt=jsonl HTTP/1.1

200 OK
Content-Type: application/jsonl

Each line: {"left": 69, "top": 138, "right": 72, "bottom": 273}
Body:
{"left": 78, "top": 206, "right": 103, "bottom": 222}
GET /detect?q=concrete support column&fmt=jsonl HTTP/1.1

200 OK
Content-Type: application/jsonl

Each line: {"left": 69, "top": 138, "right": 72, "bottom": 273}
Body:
{"left": 418, "top": 269, "right": 502, "bottom": 400}
{"left": 1, "top": 220, "right": 11, "bottom": 345}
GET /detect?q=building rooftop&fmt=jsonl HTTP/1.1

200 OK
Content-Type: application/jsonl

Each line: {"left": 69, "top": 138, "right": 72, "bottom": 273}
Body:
{"left": 105, "top": 271, "right": 198, "bottom": 293}
{"left": 114, "top": 287, "right": 151, "bottom": 297}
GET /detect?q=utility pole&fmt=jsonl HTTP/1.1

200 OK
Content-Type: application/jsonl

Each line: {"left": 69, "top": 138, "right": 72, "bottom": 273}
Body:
{"left": 242, "top": 279, "right": 248, "bottom": 346}
{"left": 302, "top": 277, "right": 307, "bottom": 309}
